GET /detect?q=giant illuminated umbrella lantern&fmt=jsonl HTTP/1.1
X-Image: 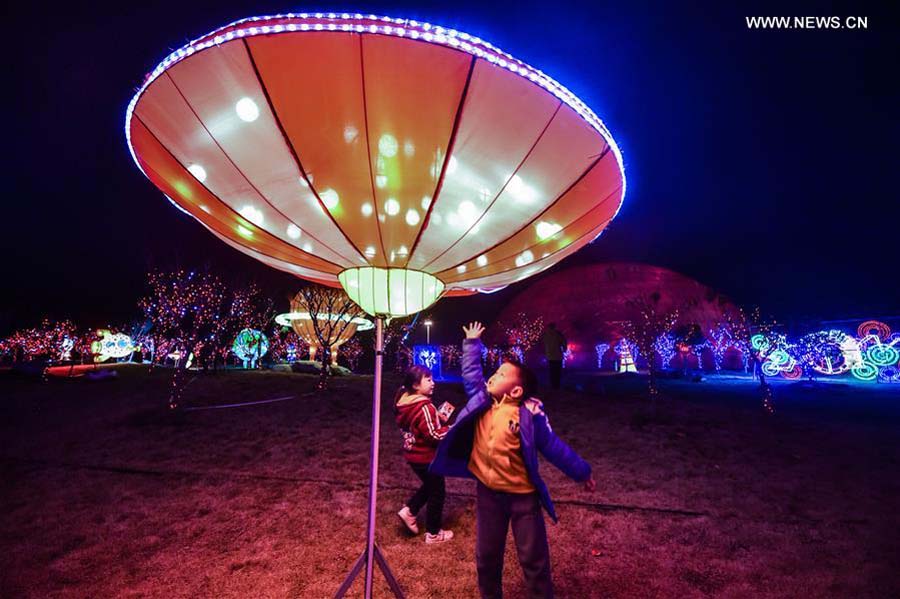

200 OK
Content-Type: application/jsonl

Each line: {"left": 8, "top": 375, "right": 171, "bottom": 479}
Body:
{"left": 126, "top": 12, "right": 625, "bottom": 597}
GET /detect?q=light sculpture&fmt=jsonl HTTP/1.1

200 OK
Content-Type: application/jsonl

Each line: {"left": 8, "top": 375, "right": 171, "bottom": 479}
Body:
{"left": 852, "top": 323, "right": 898, "bottom": 381}
{"left": 857, "top": 320, "right": 891, "bottom": 341}
{"left": 878, "top": 364, "right": 900, "bottom": 383}
{"left": 126, "top": 13, "right": 625, "bottom": 316}
{"left": 91, "top": 330, "right": 134, "bottom": 363}
{"left": 615, "top": 338, "right": 637, "bottom": 373}
{"left": 798, "top": 330, "right": 852, "bottom": 376}
{"left": 851, "top": 362, "right": 878, "bottom": 381}
{"left": 594, "top": 343, "right": 610, "bottom": 369}
{"left": 126, "top": 13, "right": 625, "bottom": 598}
{"left": 276, "top": 309, "right": 373, "bottom": 366}
{"left": 413, "top": 344, "right": 442, "bottom": 379}
{"left": 232, "top": 328, "right": 269, "bottom": 367}
{"left": 59, "top": 336, "right": 74, "bottom": 361}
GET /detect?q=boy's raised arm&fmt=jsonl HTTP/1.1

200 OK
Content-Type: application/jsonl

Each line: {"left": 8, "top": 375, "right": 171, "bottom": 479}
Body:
{"left": 461, "top": 322, "right": 487, "bottom": 402}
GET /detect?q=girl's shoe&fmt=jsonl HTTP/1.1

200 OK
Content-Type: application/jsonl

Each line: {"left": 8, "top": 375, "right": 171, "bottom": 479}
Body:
{"left": 397, "top": 506, "right": 419, "bottom": 534}
{"left": 424, "top": 529, "right": 454, "bottom": 544}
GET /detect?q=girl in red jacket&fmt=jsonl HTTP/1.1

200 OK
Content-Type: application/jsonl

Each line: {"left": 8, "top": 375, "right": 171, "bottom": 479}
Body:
{"left": 394, "top": 365, "right": 454, "bottom": 544}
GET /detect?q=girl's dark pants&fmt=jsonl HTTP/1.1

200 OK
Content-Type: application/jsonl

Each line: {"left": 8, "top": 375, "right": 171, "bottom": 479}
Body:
{"left": 406, "top": 462, "right": 446, "bottom": 535}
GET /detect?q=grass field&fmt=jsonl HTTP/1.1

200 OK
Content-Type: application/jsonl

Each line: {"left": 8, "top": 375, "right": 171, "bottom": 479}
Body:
{"left": 1, "top": 365, "right": 898, "bottom": 598}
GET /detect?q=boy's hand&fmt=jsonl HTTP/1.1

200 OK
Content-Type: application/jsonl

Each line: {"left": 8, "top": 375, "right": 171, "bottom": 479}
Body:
{"left": 583, "top": 476, "right": 596, "bottom": 492}
{"left": 462, "top": 322, "right": 485, "bottom": 340}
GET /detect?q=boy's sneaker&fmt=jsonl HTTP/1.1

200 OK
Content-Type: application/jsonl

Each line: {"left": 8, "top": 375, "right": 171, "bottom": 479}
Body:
{"left": 397, "top": 506, "right": 419, "bottom": 534}
{"left": 424, "top": 529, "right": 454, "bottom": 544}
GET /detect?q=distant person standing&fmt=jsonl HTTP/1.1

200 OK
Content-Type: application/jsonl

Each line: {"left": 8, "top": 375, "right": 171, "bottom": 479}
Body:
{"left": 542, "top": 323, "right": 567, "bottom": 390}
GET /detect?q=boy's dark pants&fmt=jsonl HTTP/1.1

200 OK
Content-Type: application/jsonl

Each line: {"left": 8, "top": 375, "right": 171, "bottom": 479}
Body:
{"left": 476, "top": 481, "right": 553, "bottom": 599}
{"left": 406, "top": 463, "right": 446, "bottom": 534}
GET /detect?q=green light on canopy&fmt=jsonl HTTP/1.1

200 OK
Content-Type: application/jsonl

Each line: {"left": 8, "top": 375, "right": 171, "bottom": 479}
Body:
{"left": 339, "top": 267, "right": 444, "bottom": 317}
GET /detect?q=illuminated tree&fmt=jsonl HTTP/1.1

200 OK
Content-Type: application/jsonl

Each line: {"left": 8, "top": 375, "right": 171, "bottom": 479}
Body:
{"left": 501, "top": 312, "right": 545, "bottom": 356}
{"left": 1, "top": 319, "right": 79, "bottom": 362}
{"left": 707, "top": 323, "right": 738, "bottom": 372}
{"left": 341, "top": 337, "right": 364, "bottom": 372}
{"left": 382, "top": 317, "right": 414, "bottom": 372}
{"left": 673, "top": 323, "right": 706, "bottom": 375}
{"left": 652, "top": 335, "right": 676, "bottom": 369}
{"left": 594, "top": 343, "right": 611, "bottom": 369}
{"left": 726, "top": 307, "right": 778, "bottom": 413}
{"left": 268, "top": 328, "right": 308, "bottom": 363}
{"left": 623, "top": 292, "right": 679, "bottom": 397}
{"left": 440, "top": 344, "right": 462, "bottom": 369}
{"left": 292, "top": 285, "right": 366, "bottom": 389}
{"left": 140, "top": 269, "right": 233, "bottom": 408}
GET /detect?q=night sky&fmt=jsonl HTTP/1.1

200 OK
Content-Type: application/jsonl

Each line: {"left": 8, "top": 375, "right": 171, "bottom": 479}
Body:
{"left": 4, "top": 1, "right": 897, "bottom": 337}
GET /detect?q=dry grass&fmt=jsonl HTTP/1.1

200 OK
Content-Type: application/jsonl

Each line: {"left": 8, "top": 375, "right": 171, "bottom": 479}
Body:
{"left": 1, "top": 366, "right": 898, "bottom": 598}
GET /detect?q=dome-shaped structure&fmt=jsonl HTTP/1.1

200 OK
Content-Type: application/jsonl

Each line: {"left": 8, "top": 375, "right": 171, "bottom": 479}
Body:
{"left": 496, "top": 263, "right": 739, "bottom": 369}
{"left": 126, "top": 12, "right": 625, "bottom": 316}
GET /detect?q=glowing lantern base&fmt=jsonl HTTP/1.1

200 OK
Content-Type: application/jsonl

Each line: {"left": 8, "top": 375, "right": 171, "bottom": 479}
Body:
{"left": 339, "top": 267, "right": 444, "bottom": 318}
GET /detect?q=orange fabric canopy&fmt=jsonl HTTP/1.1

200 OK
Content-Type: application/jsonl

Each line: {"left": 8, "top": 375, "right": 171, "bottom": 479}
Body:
{"left": 127, "top": 13, "right": 625, "bottom": 296}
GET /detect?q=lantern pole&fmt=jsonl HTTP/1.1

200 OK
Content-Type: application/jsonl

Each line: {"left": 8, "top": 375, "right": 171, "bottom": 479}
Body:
{"left": 335, "top": 316, "right": 404, "bottom": 599}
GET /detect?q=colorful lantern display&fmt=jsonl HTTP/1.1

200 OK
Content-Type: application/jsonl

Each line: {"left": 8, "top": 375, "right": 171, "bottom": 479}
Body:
{"left": 615, "top": 338, "right": 637, "bottom": 373}
{"left": 754, "top": 321, "right": 899, "bottom": 383}
{"left": 413, "top": 344, "right": 442, "bottom": 379}
{"left": 91, "top": 330, "right": 134, "bottom": 363}
{"left": 231, "top": 328, "right": 269, "bottom": 366}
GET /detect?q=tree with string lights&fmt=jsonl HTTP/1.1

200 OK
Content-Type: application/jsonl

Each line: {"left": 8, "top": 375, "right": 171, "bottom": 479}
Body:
{"left": 291, "top": 285, "right": 366, "bottom": 389}
{"left": 500, "top": 312, "right": 545, "bottom": 362}
{"left": 707, "top": 322, "right": 738, "bottom": 372}
{"left": 269, "top": 328, "right": 308, "bottom": 364}
{"left": 673, "top": 323, "right": 706, "bottom": 375}
{"left": 1, "top": 319, "right": 81, "bottom": 363}
{"left": 726, "top": 307, "right": 778, "bottom": 413}
{"left": 382, "top": 316, "right": 414, "bottom": 372}
{"left": 440, "top": 344, "right": 461, "bottom": 369}
{"left": 341, "top": 336, "right": 364, "bottom": 372}
{"left": 623, "top": 291, "right": 679, "bottom": 398}
{"left": 140, "top": 269, "right": 232, "bottom": 408}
